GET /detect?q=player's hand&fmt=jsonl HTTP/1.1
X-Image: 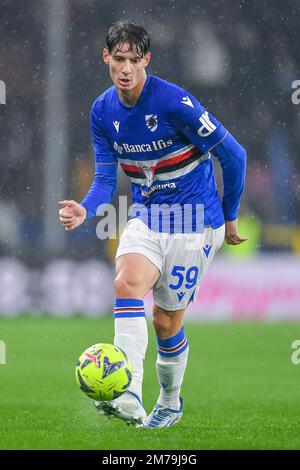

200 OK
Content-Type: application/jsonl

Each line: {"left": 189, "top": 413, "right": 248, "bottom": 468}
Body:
{"left": 225, "top": 219, "right": 248, "bottom": 245}
{"left": 58, "top": 200, "right": 87, "bottom": 231}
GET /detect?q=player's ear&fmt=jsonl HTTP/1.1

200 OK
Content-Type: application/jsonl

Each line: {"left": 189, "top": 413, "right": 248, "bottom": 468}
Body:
{"left": 143, "top": 51, "right": 151, "bottom": 68}
{"left": 103, "top": 48, "right": 110, "bottom": 65}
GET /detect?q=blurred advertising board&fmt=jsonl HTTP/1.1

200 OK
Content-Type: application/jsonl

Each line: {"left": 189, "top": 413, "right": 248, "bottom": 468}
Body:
{"left": 0, "top": 256, "right": 299, "bottom": 320}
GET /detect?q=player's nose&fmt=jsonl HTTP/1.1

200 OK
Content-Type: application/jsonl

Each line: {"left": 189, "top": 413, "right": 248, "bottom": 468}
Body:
{"left": 121, "top": 60, "right": 132, "bottom": 74}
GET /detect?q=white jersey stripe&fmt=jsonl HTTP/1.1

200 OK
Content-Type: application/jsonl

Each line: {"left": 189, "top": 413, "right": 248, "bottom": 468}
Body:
{"left": 128, "top": 153, "right": 211, "bottom": 185}
{"left": 118, "top": 143, "right": 195, "bottom": 167}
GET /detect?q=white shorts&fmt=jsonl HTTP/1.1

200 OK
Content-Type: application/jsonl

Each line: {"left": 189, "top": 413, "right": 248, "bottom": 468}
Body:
{"left": 116, "top": 218, "right": 225, "bottom": 311}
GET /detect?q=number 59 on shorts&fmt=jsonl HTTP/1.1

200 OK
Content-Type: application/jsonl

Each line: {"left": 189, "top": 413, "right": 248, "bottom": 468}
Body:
{"left": 168, "top": 265, "right": 199, "bottom": 290}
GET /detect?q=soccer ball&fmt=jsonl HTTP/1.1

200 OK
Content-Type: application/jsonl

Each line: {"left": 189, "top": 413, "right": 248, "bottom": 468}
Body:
{"left": 75, "top": 343, "right": 132, "bottom": 401}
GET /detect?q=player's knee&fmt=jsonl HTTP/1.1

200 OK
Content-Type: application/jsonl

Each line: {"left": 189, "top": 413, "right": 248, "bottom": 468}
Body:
{"left": 114, "top": 274, "right": 141, "bottom": 298}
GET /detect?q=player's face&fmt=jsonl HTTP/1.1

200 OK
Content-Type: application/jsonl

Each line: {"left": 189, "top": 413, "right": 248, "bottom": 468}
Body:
{"left": 103, "top": 43, "right": 151, "bottom": 95}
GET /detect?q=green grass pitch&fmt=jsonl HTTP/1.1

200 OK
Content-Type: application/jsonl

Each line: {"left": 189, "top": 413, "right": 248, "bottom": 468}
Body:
{"left": 0, "top": 316, "right": 300, "bottom": 450}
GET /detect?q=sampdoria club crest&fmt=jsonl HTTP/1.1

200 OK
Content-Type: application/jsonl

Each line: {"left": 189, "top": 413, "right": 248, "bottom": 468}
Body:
{"left": 145, "top": 114, "right": 158, "bottom": 132}
{"left": 142, "top": 165, "right": 154, "bottom": 185}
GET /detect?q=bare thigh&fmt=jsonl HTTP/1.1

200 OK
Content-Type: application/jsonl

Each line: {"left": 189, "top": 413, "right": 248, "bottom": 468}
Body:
{"left": 115, "top": 253, "right": 160, "bottom": 299}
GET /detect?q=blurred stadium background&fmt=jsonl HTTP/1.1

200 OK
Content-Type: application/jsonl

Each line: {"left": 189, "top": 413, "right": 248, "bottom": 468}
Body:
{"left": 0, "top": 0, "right": 299, "bottom": 320}
{"left": 1, "top": 0, "right": 300, "bottom": 451}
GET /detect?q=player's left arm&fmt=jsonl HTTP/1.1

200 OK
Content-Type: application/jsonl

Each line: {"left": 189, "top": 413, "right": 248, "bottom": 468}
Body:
{"left": 212, "top": 132, "right": 248, "bottom": 245}
{"left": 169, "top": 88, "right": 247, "bottom": 245}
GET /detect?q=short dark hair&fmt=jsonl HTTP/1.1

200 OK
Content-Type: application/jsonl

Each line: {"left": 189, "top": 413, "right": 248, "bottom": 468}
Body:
{"left": 105, "top": 20, "right": 150, "bottom": 57}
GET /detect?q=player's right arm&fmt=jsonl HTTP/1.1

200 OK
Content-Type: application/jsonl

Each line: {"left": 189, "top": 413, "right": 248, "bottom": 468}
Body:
{"left": 58, "top": 102, "right": 118, "bottom": 231}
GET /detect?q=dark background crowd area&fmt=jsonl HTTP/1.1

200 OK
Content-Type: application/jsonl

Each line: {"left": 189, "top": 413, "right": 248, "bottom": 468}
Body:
{"left": 0, "top": 0, "right": 299, "bottom": 262}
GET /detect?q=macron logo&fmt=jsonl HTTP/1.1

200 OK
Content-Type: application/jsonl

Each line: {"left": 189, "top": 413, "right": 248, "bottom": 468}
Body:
{"left": 203, "top": 244, "right": 212, "bottom": 258}
{"left": 181, "top": 96, "right": 194, "bottom": 108}
{"left": 177, "top": 291, "right": 186, "bottom": 302}
{"left": 113, "top": 121, "right": 120, "bottom": 133}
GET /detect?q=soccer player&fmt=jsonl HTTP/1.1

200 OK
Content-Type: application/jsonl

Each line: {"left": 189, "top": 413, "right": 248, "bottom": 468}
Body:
{"left": 59, "top": 21, "right": 247, "bottom": 428}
